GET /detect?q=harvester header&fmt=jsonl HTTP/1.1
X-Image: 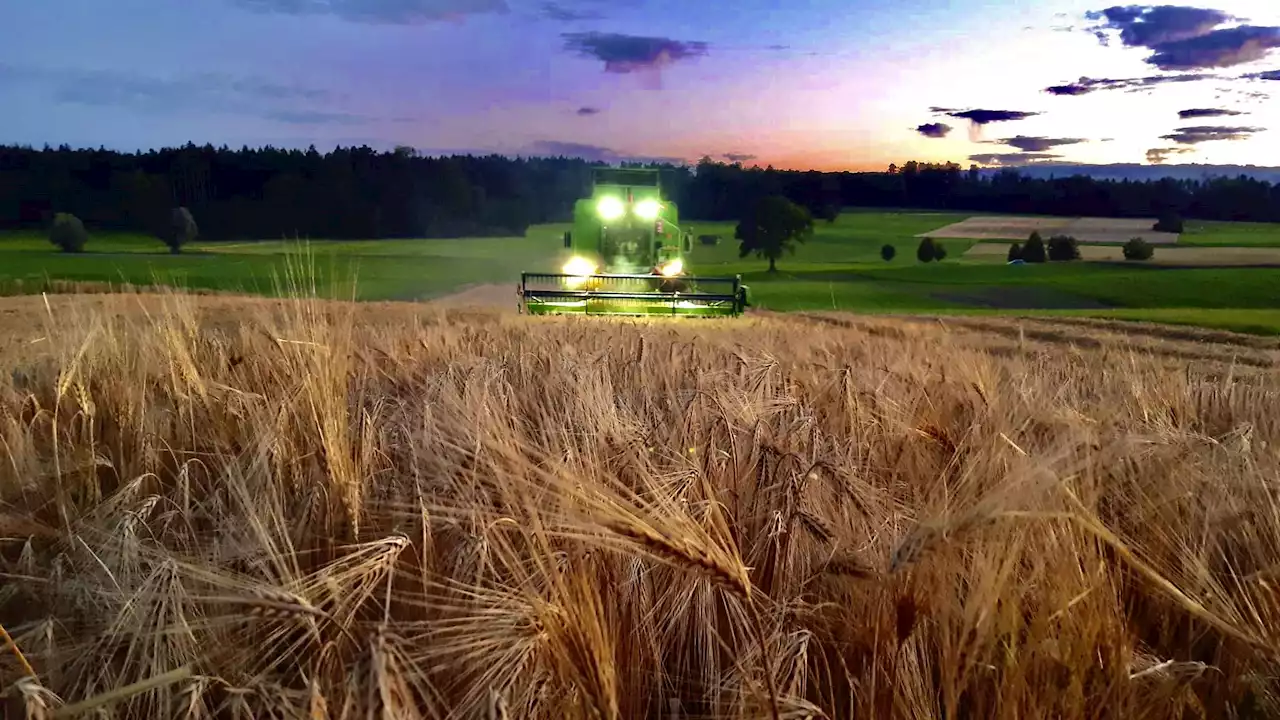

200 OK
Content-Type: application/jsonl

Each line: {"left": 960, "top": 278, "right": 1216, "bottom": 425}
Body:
{"left": 519, "top": 167, "right": 749, "bottom": 317}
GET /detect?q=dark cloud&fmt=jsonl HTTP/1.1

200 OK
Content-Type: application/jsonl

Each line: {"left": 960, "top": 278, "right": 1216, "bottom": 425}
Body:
{"left": 526, "top": 140, "right": 687, "bottom": 165}
{"left": 968, "top": 153, "right": 1062, "bottom": 166}
{"left": 723, "top": 153, "right": 757, "bottom": 163}
{"left": 562, "top": 32, "right": 709, "bottom": 74}
{"left": 1086, "top": 5, "right": 1232, "bottom": 48}
{"left": 1159, "top": 125, "right": 1265, "bottom": 144}
{"left": 1146, "top": 26, "right": 1280, "bottom": 70}
{"left": 1044, "top": 72, "right": 1214, "bottom": 95}
{"left": 943, "top": 109, "right": 1041, "bottom": 124}
{"left": 915, "top": 123, "right": 952, "bottom": 138}
{"left": 1146, "top": 147, "right": 1195, "bottom": 164}
{"left": 994, "top": 136, "right": 1088, "bottom": 152}
{"left": 1244, "top": 69, "right": 1280, "bottom": 81}
{"left": 576, "top": 106, "right": 601, "bottom": 116}
{"left": 1045, "top": 82, "right": 1095, "bottom": 96}
{"left": 230, "top": 0, "right": 508, "bottom": 24}
{"left": 1177, "top": 107, "right": 1244, "bottom": 119}
{"left": 1083, "top": 6, "right": 1280, "bottom": 70}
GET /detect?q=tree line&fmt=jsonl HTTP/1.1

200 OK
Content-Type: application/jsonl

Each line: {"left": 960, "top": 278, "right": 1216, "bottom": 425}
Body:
{"left": 2, "top": 144, "right": 1279, "bottom": 243}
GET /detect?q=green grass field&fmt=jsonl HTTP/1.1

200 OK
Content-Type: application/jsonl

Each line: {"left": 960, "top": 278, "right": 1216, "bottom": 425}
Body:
{"left": 1179, "top": 220, "right": 1280, "bottom": 247}
{"left": 0, "top": 225, "right": 571, "bottom": 300}
{"left": 4, "top": 210, "right": 1280, "bottom": 334}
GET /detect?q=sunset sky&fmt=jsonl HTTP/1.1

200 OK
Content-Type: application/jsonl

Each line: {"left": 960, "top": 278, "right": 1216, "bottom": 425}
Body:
{"left": 1, "top": 0, "right": 1277, "bottom": 171}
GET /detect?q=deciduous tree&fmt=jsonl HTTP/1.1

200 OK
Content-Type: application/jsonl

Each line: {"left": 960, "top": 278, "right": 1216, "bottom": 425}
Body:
{"left": 735, "top": 195, "right": 814, "bottom": 273}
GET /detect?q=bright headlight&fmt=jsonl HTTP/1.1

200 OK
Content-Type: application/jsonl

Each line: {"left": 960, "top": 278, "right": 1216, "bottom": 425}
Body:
{"left": 634, "top": 199, "right": 661, "bottom": 220}
{"left": 596, "top": 196, "right": 625, "bottom": 221}
{"left": 658, "top": 258, "right": 684, "bottom": 277}
{"left": 563, "top": 256, "right": 597, "bottom": 276}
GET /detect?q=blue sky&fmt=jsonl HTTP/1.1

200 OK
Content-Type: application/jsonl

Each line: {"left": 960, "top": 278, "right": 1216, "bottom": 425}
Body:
{"left": 1, "top": 0, "right": 1277, "bottom": 170}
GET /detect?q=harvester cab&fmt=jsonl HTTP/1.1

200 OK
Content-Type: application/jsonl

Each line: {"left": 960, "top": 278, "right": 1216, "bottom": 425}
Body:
{"left": 519, "top": 167, "right": 749, "bottom": 317}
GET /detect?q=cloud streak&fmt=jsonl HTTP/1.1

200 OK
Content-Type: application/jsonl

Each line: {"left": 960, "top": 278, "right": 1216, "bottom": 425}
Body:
{"left": 1146, "top": 147, "right": 1195, "bottom": 164}
{"left": 968, "top": 153, "right": 1062, "bottom": 166}
{"left": 263, "top": 109, "right": 368, "bottom": 125}
{"left": 943, "top": 109, "right": 1041, "bottom": 124}
{"left": 992, "top": 136, "right": 1087, "bottom": 152}
{"left": 230, "top": 0, "right": 508, "bottom": 24}
{"left": 1045, "top": 73, "right": 1214, "bottom": 95}
{"left": 1177, "top": 107, "right": 1244, "bottom": 119}
{"left": 540, "top": 1, "right": 603, "bottom": 21}
{"left": 1159, "top": 125, "right": 1265, "bottom": 144}
{"left": 562, "top": 32, "right": 709, "bottom": 74}
{"left": 0, "top": 64, "right": 382, "bottom": 126}
{"left": 526, "top": 140, "right": 687, "bottom": 165}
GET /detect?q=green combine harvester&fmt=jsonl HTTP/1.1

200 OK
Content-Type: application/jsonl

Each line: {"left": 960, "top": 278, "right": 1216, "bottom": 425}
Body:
{"left": 519, "top": 167, "right": 749, "bottom": 317}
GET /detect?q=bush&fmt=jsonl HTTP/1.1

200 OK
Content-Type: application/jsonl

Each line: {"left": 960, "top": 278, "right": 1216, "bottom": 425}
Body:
{"left": 1047, "top": 234, "right": 1081, "bottom": 261}
{"left": 167, "top": 207, "right": 198, "bottom": 254}
{"left": 1022, "top": 231, "right": 1046, "bottom": 263}
{"left": 49, "top": 212, "right": 88, "bottom": 253}
{"left": 880, "top": 244, "right": 896, "bottom": 262}
{"left": 1007, "top": 243, "right": 1022, "bottom": 262}
{"left": 916, "top": 237, "right": 936, "bottom": 263}
{"left": 932, "top": 241, "right": 947, "bottom": 261}
{"left": 1123, "top": 236, "right": 1155, "bottom": 261}
{"left": 698, "top": 234, "right": 720, "bottom": 246}
{"left": 1153, "top": 211, "right": 1183, "bottom": 233}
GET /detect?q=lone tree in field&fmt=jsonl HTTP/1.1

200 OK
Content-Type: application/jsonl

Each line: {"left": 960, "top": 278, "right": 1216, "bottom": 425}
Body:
{"left": 1008, "top": 242, "right": 1022, "bottom": 262}
{"left": 880, "top": 243, "right": 896, "bottom": 262}
{"left": 1022, "top": 231, "right": 1047, "bottom": 263}
{"left": 1153, "top": 210, "right": 1183, "bottom": 233}
{"left": 916, "top": 236, "right": 936, "bottom": 263}
{"left": 167, "top": 207, "right": 198, "bottom": 254}
{"left": 735, "top": 195, "right": 814, "bottom": 273}
{"left": 1047, "top": 234, "right": 1080, "bottom": 261}
{"left": 1124, "top": 236, "right": 1155, "bottom": 261}
{"left": 49, "top": 212, "right": 88, "bottom": 253}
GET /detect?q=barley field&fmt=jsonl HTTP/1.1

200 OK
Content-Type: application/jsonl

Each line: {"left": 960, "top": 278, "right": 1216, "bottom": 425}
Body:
{"left": 1, "top": 290, "right": 1279, "bottom": 719}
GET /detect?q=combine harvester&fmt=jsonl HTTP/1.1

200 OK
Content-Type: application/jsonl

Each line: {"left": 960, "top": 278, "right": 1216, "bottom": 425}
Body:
{"left": 519, "top": 167, "right": 749, "bottom": 317}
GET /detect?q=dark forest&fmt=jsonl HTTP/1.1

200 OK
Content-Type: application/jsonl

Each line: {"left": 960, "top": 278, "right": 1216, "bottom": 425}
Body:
{"left": 3, "top": 143, "right": 1278, "bottom": 241}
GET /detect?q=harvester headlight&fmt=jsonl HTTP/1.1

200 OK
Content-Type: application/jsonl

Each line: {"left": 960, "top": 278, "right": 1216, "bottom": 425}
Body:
{"left": 596, "top": 196, "right": 625, "bottom": 221}
{"left": 634, "top": 199, "right": 661, "bottom": 220}
{"left": 658, "top": 258, "right": 684, "bottom": 277}
{"left": 563, "top": 256, "right": 597, "bottom": 276}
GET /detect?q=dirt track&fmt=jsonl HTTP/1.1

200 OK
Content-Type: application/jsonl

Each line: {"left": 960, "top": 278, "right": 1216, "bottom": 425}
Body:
{"left": 964, "top": 243, "right": 1280, "bottom": 266}
{"left": 923, "top": 216, "right": 1181, "bottom": 244}
{"left": 427, "top": 283, "right": 521, "bottom": 312}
